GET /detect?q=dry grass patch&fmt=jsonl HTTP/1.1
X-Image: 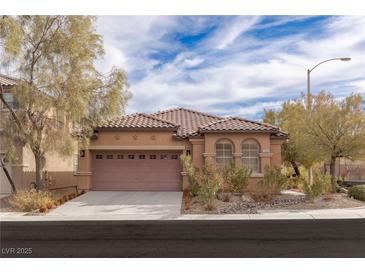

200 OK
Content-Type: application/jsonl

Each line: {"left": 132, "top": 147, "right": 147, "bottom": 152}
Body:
{"left": 9, "top": 190, "right": 57, "bottom": 212}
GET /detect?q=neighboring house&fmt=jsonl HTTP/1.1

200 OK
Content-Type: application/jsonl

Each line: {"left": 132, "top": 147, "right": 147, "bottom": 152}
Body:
{"left": 0, "top": 74, "right": 21, "bottom": 194}
{"left": 0, "top": 74, "right": 77, "bottom": 194}
{"left": 75, "top": 108, "right": 288, "bottom": 191}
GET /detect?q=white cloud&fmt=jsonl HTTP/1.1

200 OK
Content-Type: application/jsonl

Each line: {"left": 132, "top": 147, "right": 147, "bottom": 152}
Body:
{"left": 206, "top": 16, "right": 261, "bottom": 50}
{"left": 96, "top": 16, "right": 365, "bottom": 119}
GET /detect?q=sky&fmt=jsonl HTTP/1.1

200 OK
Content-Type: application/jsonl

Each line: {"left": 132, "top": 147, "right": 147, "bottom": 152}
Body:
{"left": 85, "top": 16, "right": 365, "bottom": 119}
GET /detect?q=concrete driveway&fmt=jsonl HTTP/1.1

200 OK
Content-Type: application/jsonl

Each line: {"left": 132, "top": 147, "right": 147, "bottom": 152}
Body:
{"left": 48, "top": 191, "right": 182, "bottom": 220}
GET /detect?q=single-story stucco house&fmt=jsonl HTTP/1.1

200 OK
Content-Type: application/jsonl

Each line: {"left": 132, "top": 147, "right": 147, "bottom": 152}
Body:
{"left": 75, "top": 108, "right": 288, "bottom": 191}
{"left": 1, "top": 73, "right": 288, "bottom": 193}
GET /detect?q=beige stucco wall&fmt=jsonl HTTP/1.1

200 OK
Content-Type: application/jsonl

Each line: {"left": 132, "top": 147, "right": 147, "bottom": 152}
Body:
{"left": 22, "top": 146, "right": 74, "bottom": 172}
{"left": 190, "top": 138, "right": 205, "bottom": 168}
{"left": 270, "top": 139, "right": 284, "bottom": 167}
{"left": 20, "top": 145, "right": 77, "bottom": 189}
{"left": 90, "top": 130, "right": 190, "bottom": 148}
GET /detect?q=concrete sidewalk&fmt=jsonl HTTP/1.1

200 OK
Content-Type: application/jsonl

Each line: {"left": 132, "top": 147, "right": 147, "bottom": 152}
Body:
{"left": 1, "top": 206, "right": 365, "bottom": 221}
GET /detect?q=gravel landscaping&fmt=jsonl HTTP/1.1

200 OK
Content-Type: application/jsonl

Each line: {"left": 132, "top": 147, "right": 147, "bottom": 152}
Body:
{"left": 183, "top": 192, "right": 365, "bottom": 214}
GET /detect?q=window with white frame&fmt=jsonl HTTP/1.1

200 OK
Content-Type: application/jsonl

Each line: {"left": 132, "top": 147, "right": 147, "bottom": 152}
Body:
{"left": 241, "top": 140, "right": 260, "bottom": 173}
{"left": 215, "top": 139, "right": 233, "bottom": 166}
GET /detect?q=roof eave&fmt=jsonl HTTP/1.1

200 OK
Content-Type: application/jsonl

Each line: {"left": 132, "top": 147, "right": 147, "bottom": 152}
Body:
{"left": 96, "top": 126, "right": 179, "bottom": 132}
{"left": 199, "top": 129, "right": 280, "bottom": 134}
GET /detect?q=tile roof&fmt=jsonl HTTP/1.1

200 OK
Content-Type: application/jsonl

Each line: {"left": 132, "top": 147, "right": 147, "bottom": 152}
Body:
{"left": 0, "top": 74, "right": 18, "bottom": 86}
{"left": 198, "top": 116, "right": 279, "bottom": 132}
{"left": 98, "top": 113, "right": 178, "bottom": 129}
{"left": 150, "top": 107, "right": 222, "bottom": 137}
{"left": 98, "top": 107, "right": 287, "bottom": 139}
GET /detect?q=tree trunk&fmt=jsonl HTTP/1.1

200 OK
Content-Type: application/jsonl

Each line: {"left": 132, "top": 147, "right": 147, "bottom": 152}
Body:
{"left": 329, "top": 156, "right": 337, "bottom": 193}
{"left": 34, "top": 152, "right": 44, "bottom": 189}
{"left": 0, "top": 155, "right": 16, "bottom": 193}
{"left": 308, "top": 166, "right": 313, "bottom": 185}
{"left": 290, "top": 161, "right": 301, "bottom": 177}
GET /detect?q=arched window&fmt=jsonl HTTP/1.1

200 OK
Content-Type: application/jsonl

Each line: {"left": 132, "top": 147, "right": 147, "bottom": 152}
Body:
{"left": 241, "top": 139, "right": 260, "bottom": 173}
{"left": 215, "top": 139, "right": 233, "bottom": 166}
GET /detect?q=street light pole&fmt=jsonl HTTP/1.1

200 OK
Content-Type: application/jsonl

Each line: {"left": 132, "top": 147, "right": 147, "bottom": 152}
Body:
{"left": 306, "top": 57, "right": 351, "bottom": 110}
{"left": 305, "top": 57, "right": 351, "bottom": 185}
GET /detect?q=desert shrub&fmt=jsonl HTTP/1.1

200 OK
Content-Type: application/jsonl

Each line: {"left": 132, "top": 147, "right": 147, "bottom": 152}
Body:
{"left": 249, "top": 166, "right": 287, "bottom": 201}
{"left": 195, "top": 163, "right": 223, "bottom": 210}
{"left": 348, "top": 185, "right": 365, "bottom": 201}
{"left": 286, "top": 175, "right": 307, "bottom": 190}
{"left": 263, "top": 166, "right": 287, "bottom": 194}
{"left": 182, "top": 189, "right": 191, "bottom": 210}
{"left": 249, "top": 182, "right": 274, "bottom": 202}
{"left": 304, "top": 172, "right": 331, "bottom": 199}
{"left": 222, "top": 162, "right": 251, "bottom": 193}
{"left": 9, "top": 190, "right": 56, "bottom": 212}
{"left": 230, "top": 165, "right": 251, "bottom": 193}
{"left": 180, "top": 154, "right": 200, "bottom": 196}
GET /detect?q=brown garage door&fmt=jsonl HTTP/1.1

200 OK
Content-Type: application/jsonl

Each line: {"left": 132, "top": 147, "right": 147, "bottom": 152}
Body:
{"left": 92, "top": 151, "right": 182, "bottom": 191}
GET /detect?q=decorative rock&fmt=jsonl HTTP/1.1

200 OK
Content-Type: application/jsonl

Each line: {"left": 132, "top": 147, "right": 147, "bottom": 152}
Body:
{"left": 241, "top": 194, "right": 254, "bottom": 202}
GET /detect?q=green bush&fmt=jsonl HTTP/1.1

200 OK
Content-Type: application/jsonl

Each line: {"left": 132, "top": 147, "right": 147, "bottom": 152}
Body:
{"left": 9, "top": 190, "right": 56, "bottom": 212}
{"left": 195, "top": 164, "right": 223, "bottom": 210}
{"left": 180, "top": 154, "right": 200, "bottom": 196}
{"left": 348, "top": 185, "right": 365, "bottom": 201}
{"left": 262, "top": 166, "right": 287, "bottom": 194}
{"left": 304, "top": 172, "right": 331, "bottom": 199}
{"left": 286, "top": 175, "right": 306, "bottom": 190}
{"left": 222, "top": 162, "right": 251, "bottom": 193}
{"left": 230, "top": 164, "right": 251, "bottom": 193}
{"left": 249, "top": 166, "right": 287, "bottom": 201}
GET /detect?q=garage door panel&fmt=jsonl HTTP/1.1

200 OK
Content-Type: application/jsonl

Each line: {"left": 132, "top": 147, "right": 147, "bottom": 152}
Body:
{"left": 92, "top": 151, "right": 182, "bottom": 191}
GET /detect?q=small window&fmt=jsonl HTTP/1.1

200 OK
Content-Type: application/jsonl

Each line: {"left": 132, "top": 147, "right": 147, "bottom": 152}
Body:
{"left": 171, "top": 155, "right": 178, "bottom": 160}
{"left": 128, "top": 155, "right": 135, "bottom": 159}
{"left": 139, "top": 155, "right": 146, "bottom": 159}
{"left": 160, "top": 154, "right": 168, "bottom": 160}
{"left": 96, "top": 154, "right": 103, "bottom": 159}
{"left": 150, "top": 155, "right": 156, "bottom": 159}
{"left": 2, "top": 92, "right": 19, "bottom": 109}
{"left": 106, "top": 155, "right": 113, "bottom": 159}
{"left": 117, "top": 154, "right": 124, "bottom": 159}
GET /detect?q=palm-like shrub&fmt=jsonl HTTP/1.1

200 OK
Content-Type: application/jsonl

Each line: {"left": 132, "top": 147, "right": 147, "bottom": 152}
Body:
{"left": 230, "top": 164, "right": 252, "bottom": 193}
{"left": 180, "top": 154, "right": 200, "bottom": 196}
{"left": 250, "top": 166, "right": 287, "bottom": 201}
{"left": 195, "top": 163, "right": 223, "bottom": 210}
{"left": 222, "top": 162, "right": 252, "bottom": 193}
{"left": 304, "top": 171, "right": 331, "bottom": 199}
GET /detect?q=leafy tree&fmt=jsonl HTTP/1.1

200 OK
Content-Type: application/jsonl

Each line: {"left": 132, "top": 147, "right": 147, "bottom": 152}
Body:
{"left": 264, "top": 92, "right": 365, "bottom": 193}
{"left": 0, "top": 16, "right": 131, "bottom": 189}
{"left": 306, "top": 92, "right": 365, "bottom": 192}
{"left": 263, "top": 102, "right": 319, "bottom": 178}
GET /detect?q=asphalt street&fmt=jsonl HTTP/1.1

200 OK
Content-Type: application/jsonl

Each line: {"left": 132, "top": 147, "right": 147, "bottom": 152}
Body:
{"left": 1, "top": 219, "right": 365, "bottom": 257}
